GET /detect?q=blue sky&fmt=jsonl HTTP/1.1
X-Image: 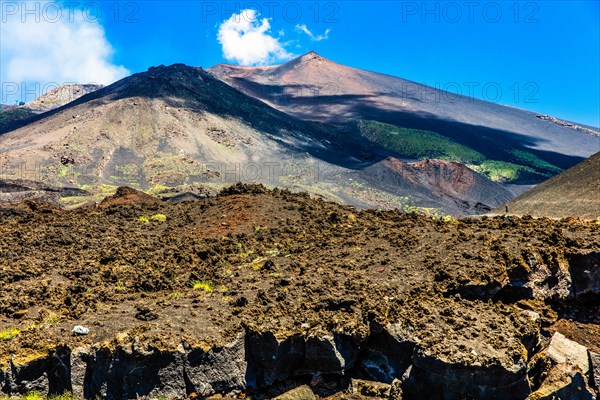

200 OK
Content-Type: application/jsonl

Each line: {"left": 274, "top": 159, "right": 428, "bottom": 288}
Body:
{"left": 1, "top": 0, "right": 599, "bottom": 127}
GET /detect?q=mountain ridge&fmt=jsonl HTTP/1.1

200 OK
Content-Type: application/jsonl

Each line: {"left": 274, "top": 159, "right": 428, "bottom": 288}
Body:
{"left": 209, "top": 52, "right": 599, "bottom": 178}
{"left": 1, "top": 54, "right": 597, "bottom": 215}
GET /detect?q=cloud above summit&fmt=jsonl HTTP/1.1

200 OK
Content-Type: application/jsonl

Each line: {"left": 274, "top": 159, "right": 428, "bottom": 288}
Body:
{"left": 217, "top": 9, "right": 294, "bottom": 66}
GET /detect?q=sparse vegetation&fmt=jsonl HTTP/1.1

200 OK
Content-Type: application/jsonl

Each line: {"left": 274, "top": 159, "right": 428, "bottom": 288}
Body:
{"left": 23, "top": 393, "right": 44, "bottom": 400}
{"left": 467, "top": 160, "right": 538, "bottom": 182}
{"left": 147, "top": 184, "right": 172, "bottom": 195}
{"left": 0, "top": 389, "right": 77, "bottom": 400}
{"left": 139, "top": 216, "right": 150, "bottom": 223}
{"left": 218, "top": 285, "right": 228, "bottom": 293}
{"left": 358, "top": 121, "right": 564, "bottom": 184}
{"left": 115, "top": 280, "right": 126, "bottom": 292}
{"left": 0, "top": 108, "right": 31, "bottom": 125}
{"left": 193, "top": 280, "right": 214, "bottom": 293}
{"left": 510, "top": 149, "right": 562, "bottom": 174}
{"left": 0, "top": 327, "right": 20, "bottom": 341}
{"left": 151, "top": 213, "right": 167, "bottom": 222}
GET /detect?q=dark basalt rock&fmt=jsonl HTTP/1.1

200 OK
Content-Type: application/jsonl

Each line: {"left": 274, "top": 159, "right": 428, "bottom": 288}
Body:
{"left": 360, "top": 323, "right": 416, "bottom": 383}
{"left": 0, "top": 326, "right": 595, "bottom": 399}
{"left": 404, "top": 347, "right": 530, "bottom": 400}
{"left": 568, "top": 252, "right": 600, "bottom": 297}
{"left": 185, "top": 334, "right": 249, "bottom": 395}
{"left": 247, "top": 332, "right": 306, "bottom": 387}
{"left": 7, "top": 356, "right": 50, "bottom": 395}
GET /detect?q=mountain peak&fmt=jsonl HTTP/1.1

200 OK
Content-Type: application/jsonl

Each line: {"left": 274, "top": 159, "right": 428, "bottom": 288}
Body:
{"left": 267, "top": 51, "right": 331, "bottom": 76}
{"left": 297, "top": 50, "right": 326, "bottom": 62}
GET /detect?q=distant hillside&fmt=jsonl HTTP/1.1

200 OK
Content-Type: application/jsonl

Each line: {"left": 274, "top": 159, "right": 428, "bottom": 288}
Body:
{"left": 25, "top": 84, "right": 104, "bottom": 112}
{"left": 498, "top": 151, "right": 600, "bottom": 219}
{"left": 0, "top": 84, "right": 103, "bottom": 133}
{"left": 358, "top": 157, "right": 512, "bottom": 215}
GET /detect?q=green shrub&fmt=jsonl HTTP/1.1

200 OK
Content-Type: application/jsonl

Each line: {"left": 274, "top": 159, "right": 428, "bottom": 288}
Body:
{"left": 151, "top": 213, "right": 167, "bottom": 222}
{"left": 192, "top": 280, "right": 213, "bottom": 293}
{"left": 0, "top": 327, "right": 20, "bottom": 341}
{"left": 23, "top": 393, "right": 44, "bottom": 400}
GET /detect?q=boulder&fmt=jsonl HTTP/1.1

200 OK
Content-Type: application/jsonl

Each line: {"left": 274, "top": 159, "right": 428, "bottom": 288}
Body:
{"left": 528, "top": 363, "right": 595, "bottom": 400}
{"left": 589, "top": 351, "right": 600, "bottom": 392}
{"left": 297, "top": 335, "right": 358, "bottom": 375}
{"left": 70, "top": 347, "right": 90, "bottom": 398}
{"left": 547, "top": 332, "right": 590, "bottom": 375}
{"left": 47, "top": 346, "right": 72, "bottom": 396}
{"left": 247, "top": 332, "right": 305, "bottom": 387}
{"left": 273, "top": 385, "right": 317, "bottom": 400}
{"left": 247, "top": 331, "right": 357, "bottom": 387}
{"left": 350, "top": 379, "right": 391, "bottom": 397}
{"left": 8, "top": 355, "right": 50, "bottom": 395}
{"left": 360, "top": 322, "right": 416, "bottom": 382}
{"left": 85, "top": 346, "right": 186, "bottom": 399}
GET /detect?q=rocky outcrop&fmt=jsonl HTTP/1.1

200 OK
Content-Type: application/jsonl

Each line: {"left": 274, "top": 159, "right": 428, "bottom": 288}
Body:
{"left": 0, "top": 319, "right": 597, "bottom": 399}
{"left": 528, "top": 333, "right": 597, "bottom": 400}
{"left": 528, "top": 363, "right": 595, "bottom": 400}
{"left": 247, "top": 332, "right": 358, "bottom": 387}
{"left": 546, "top": 333, "right": 590, "bottom": 374}
{"left": 404, "top": 347, "right": 530, "bottom": 400}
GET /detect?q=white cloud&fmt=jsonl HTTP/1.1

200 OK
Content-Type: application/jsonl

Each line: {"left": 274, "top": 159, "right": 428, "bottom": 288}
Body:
{"left": 217, "top": 9, "right": 293, "bottom": 66}
{"left": 295, "top": 24, "right": 330, "bottom": 41}
{"left": 0, "top": 1, "right": 129, "bottom": 103}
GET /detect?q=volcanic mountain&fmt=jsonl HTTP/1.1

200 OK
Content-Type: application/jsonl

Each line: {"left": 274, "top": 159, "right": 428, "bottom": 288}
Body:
{"left": 0, "top": 63, "right": 511, "bottom": 215}
{"left": 209, "top": 51, "right": 600, "bottom": 185}
{"left": 498, "top": 151, "right": 600, "bottom": 219}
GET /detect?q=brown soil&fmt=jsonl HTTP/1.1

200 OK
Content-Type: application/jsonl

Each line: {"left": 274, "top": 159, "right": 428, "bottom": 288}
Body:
{"left": 0, "top": 184, "right": 598, "bottom": 393}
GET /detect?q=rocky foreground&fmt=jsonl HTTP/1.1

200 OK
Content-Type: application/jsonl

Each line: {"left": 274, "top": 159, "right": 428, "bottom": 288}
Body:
{"left": 0, "top": 185, "right": 598, "bottom": 399}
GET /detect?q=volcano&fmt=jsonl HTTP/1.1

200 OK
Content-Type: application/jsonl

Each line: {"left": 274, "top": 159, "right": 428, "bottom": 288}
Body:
{"left": 209, "top": 51, "right": 600, "bottom": 184}
{"left": 0, "top": 63, "right": 511, "bottom": 215}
